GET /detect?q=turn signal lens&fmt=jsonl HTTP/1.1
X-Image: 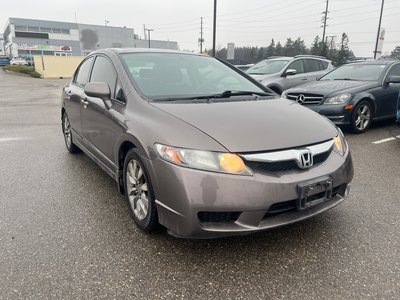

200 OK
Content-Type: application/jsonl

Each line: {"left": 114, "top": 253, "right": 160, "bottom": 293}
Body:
{"left": 156, "top": 145, "right": 182, "bottom": 164}
{"left": 219, "top": 153, "right": 246, "bottom": 173}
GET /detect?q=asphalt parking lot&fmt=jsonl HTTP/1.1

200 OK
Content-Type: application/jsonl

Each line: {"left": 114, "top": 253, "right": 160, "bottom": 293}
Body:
{"left": 0, "top": 69, "right": 399, "bottom": 299}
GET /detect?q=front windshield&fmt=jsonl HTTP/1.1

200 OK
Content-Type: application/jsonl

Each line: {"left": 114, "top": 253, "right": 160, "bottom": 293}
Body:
{"left": 246, "top": 59, "right": 290, "bottom": 75}
{"left": 320, "top": 64, "right": 386, "bottom": 81}
{"left": 121, "top": 53, "right": 266, "bottom": 100}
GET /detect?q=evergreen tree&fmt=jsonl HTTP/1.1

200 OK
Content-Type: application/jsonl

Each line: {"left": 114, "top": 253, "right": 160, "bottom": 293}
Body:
{"left": 275, "top": 42, "right": 283, "bottom": 56}
{"left": 390, "top": 46, "right": 400, "bottom": 59}
{"left": 311, "top": 36, "right": 321, "bottom": 55}
{"left": 336, "top": 33, "right": 351, "bottom": 66}
{"left": 266, "top": 39, "right": 275, "bottom": 57}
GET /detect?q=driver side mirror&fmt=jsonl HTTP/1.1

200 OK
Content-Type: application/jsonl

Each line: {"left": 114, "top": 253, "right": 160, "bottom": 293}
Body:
{"left": 284, "top": 69, "right": 297, "bottom": 77}
{"left": 84, "top": 82, "right": 112, "bottom": 109}
{"left": 386, "top": 75, "right": 400, "bottom": 84}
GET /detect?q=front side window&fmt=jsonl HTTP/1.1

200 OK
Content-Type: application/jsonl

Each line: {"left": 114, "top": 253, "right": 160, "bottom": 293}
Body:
{"left": 74, "top": 57, "right": 94, "bottom": 87}
{"left": 287, "top": 59, "right": 304, "bottom": 74}
{"left": 387, "top": 64, "right": 400, "bottom": 77}
{"left": 122, "top": 53, "right": 266, "bottom": 100}
{"left": 321, "top": 64, "right": 387, "bottom": 81}
{"left": 90, "top": 56, "right": 117, "bottom": 97}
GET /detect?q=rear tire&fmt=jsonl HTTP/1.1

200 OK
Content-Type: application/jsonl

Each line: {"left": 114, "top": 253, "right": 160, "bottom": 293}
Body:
{"left": 350, "top": 100, "right": 372, "bottom": 133}
{"left": 62, "top": 112, "right": 80, "bottom": 153}
{"left": 123, "top": 148, "right": 158, "bottom": 233}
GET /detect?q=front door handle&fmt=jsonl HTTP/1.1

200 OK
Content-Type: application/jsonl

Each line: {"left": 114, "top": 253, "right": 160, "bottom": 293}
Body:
{"left": 301, "top": 78, "right": 308, "bottom": 81}
{"left": 81, "top": 98, "right": 89, "bottom": 107}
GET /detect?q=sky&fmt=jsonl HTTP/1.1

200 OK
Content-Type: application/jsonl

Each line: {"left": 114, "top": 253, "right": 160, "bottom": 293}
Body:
{"left": 1, "top": 0, "right": 399, "bottom": 56}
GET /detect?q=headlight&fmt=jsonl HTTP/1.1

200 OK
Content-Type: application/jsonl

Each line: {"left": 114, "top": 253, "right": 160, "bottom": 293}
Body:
{"left": 155, "top": 144, "right": 253, "bottom": 176}
{"left": 333, "top": 129, "right": 347, "bottom": 156}
{"left": 281, "top": 90, "right": 288, "bottom": 99}
{"left": 324, "top": 93, "right": 352, "bottom": 105}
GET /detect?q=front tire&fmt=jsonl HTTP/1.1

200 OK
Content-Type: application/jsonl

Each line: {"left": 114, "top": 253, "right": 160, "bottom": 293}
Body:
{"left": 350, "top": 100, "right": 372, "bottom": 133}
{"left": 123, "top": 148, "right": 158, "bottom": 232}
{"left": 62, "top": 112, "right": 80, "bottom": 153}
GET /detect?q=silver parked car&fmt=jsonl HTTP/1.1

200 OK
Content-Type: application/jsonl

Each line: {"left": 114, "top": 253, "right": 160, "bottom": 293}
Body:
{"left": 61, "top": 49, "right": 353, "bottom": 238}
{"left": 246, "top": 55, "right": 333, "bottom": 94}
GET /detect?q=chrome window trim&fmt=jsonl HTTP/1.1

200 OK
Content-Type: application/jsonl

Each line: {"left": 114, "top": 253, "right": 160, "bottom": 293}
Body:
{"left": 241, "top": 139, "right": 334, "bottom": 162}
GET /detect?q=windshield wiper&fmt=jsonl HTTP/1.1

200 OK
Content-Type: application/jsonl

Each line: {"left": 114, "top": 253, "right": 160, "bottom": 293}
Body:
{"left": 152, "top": 90, "right": 274, "bottom": 102}
{"left": 333, "top": 78, "right": 356, "bottom": 81}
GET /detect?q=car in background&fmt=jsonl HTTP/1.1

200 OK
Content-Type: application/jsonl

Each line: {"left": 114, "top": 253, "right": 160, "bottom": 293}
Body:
{"left": 396, "top": 91, "right": 400, "bottom": 128}
{"left": 246, "top": 55, "right": 333, "bottom": 94}
{"left": 61, "top": 49, "right": 353, "bottom": 238}
{"left": 234, "top": 64, "right": 254, "bottom": 72}
{"left": 0, "top": 55, "right": 10, "bottom": 66}
{"left": 282, "top": 60, "right": 400, "bottom": 133}
{"left": 10, "top": 57, "right": 29, "bottom": 66}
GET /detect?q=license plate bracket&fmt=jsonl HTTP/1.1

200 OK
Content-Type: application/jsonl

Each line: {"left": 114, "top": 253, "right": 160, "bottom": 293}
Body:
{"left": 297, "top": 176, "right": 333, "bottom": 211}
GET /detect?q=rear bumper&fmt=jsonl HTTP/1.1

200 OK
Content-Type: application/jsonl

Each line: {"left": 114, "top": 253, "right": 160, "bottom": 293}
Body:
{"left": 144, "top": 148, "right": 354, "bottom": 239}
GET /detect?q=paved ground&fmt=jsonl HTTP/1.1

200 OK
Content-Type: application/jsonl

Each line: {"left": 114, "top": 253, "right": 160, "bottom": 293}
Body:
{"left": 0, "top": 69, "right": 399, "bottom": 299}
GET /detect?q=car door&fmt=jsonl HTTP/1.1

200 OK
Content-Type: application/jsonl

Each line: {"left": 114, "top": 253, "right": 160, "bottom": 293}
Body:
{"left": 64, "top": 56, "right": 94, "bottom": 142}
{"left": 80, "top": 55, "right": 127, "bottom": 173}
{"left": 282, "top": 59, "right": 307, "bottom": 89}
{"left": 375, "top": 64, "right": 400, "bottom": 117}
{"left": 304, "top": 59, "right": 325, "bottom": 81}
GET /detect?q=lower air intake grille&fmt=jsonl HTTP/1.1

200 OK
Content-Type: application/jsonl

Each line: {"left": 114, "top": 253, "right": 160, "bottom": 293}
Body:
{"left": 198, "top": 211, "right": 241, "bottom": 223}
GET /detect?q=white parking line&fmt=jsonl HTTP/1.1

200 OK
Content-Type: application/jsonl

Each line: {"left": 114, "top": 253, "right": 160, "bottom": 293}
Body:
{"left": 372, "top": 136, "right": 400, "bottom": 144}
{"left": 0, "top": 137, "right": 27, "bottom": 143}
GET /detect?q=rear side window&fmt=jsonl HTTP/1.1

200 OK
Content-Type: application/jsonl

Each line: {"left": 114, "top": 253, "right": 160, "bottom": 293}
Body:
{"left": 74, "top": 57, "right": 94, "bottom": 87}
{"left": 319, "top": 60, "right": 329, "bottom": 70}
{"left": 90, "top": 56, "right": 117, "bottom": 97}
{"left": 287, "top": 59, "right": 304, "bottom": 74}
{"left": 304, "top": 59, "right": 322, "bottom": 73}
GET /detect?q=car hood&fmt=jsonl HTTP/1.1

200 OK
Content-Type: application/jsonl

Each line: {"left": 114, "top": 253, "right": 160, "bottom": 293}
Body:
{"left": 287, "top": 80, "right": 379, "bottom": 96}
{"left": 151, "top": 98, "right": 337, "bottom": 153}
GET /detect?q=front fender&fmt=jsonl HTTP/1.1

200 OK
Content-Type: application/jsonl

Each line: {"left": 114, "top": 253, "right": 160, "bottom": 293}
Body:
{"left": 351, "top": 92, "right": 377, "bottom": 114}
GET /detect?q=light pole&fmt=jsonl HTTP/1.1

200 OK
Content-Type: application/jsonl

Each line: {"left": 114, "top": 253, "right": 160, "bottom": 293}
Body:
{"left": 212, "top": 0, "right": 217, "bottom": 57}
{"left": 374, "top": 0, "right": 385, "bottom": 59}
{"left": 145, "top": 28, "right": 154, "bottom": 48}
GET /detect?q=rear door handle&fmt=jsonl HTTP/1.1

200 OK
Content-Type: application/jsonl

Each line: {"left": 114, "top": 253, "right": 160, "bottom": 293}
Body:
{"left": 301, "top": 78, "right": 308, "bottom": 80}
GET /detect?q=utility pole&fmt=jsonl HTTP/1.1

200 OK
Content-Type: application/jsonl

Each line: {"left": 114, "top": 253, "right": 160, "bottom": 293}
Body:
{"left": 212, "top": 0, "right": 217, "bottom": 57}
{"left": 321, "top": 0, "right": 329, "bottom": 56}
{"left": 199, "top": 17, "right": 204, "bottom": 53}
{"left": 326, "top": 35, "right": 337, "bottom": 51}
{"left": 145, "top": 28, "right": 154, "bottom": 48}
{"left": 143, "top": 24, "right": 146, "bottom": 40}
{"left": 374, "top": 0, "right": 385, "bottom": 59}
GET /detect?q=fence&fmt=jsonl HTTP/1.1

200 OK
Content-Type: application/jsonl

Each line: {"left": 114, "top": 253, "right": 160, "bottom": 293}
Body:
{"left": 34, "top": 55, "right": 84, "bottom": 78}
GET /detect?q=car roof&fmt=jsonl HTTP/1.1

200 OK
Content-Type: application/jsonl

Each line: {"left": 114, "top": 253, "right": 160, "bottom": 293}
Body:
{"left": 92, "top": 48, "right": 204, "bottom": 57}
{"left": 346, "top": 59, "right": 398, "bottom": 66}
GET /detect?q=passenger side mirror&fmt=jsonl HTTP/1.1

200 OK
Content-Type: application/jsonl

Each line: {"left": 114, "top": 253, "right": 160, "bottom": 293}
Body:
{"left": 284, "top": 69, "right": 297, "bottom": 77}
{"left": 386, "top": 75, "right": 400, "bottom": 84}
{"left": 84, "top": 82, "right": 112, "bottom": 109}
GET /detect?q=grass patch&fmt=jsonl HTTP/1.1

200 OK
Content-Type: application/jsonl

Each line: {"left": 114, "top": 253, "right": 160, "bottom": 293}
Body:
{"left": 4, "top": 65, "right": 41, "bottom": 78}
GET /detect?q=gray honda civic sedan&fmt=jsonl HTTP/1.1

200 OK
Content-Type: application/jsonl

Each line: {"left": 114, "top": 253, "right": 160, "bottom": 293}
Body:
{"left": 61, "top": 49, "right": 353, "bottom": 238}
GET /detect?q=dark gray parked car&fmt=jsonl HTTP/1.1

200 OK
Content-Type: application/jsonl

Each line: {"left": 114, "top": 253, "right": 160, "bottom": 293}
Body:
{"left": 246, "top": 55, "right": 333, "bottom": 94}
{"left": 61, "top": 49, "right": 353, "bottom": 238}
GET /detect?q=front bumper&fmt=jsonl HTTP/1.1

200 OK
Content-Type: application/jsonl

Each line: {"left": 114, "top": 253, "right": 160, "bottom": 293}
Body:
{"left": 306, "top": 104, "right": 352, "bottom": 126}
{"left": 144, "top": 149, "right": 353, "bottom": 238}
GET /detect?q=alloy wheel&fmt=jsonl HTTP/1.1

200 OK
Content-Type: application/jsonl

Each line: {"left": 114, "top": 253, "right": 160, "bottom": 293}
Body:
{"left": 354, "top": 104, "right": 371, "bottom": 131}
{"left": 63, "top": 114, "right": 72, "bottom": 148}
{"left": 126, "top": 159, "right": 149, "bottom": 221}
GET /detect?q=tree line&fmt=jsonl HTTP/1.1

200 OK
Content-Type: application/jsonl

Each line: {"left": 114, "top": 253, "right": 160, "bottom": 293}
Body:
{"left": 215, "top": 33, "right": 354, "bottom": 66}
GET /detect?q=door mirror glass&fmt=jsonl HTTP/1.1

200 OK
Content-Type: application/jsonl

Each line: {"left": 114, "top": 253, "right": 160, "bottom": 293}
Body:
{"left": 284, "top": 69, "right": 297, "bottom": 76}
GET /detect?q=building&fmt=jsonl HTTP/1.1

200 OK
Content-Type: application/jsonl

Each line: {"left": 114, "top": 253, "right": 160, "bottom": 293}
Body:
{"left": 0, "top": 34, "right": 4, "bottom": 55}
{"left": 3, "top": 17, "right": 178, "bottom": 65}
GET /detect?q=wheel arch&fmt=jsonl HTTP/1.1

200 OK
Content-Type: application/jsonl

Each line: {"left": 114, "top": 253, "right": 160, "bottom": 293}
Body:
{"left": 352, "top": 93, "right": 377, "bottom": 115}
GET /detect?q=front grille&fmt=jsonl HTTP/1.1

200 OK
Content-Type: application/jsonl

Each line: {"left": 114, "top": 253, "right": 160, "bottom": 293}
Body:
{"left": 263, "top": 186, "right": 341, "bottom": 219}
{"left": 287, "top": 93, "right": 324, "bottom": 105}
{"left": 246, "top": 150, "right": 332, "bottom": 173}
{"left": 198, "top": 211, "right": 241, "bottom": 223}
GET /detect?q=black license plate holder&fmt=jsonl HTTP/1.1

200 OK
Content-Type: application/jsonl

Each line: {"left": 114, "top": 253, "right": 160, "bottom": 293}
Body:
{"left": 297, "top": 176, "right": 333, "bottom": 211}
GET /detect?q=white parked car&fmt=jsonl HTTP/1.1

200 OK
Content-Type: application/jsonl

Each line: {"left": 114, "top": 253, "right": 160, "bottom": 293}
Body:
{"left": 10, "top": 58, "right": 29, "bottom": 66}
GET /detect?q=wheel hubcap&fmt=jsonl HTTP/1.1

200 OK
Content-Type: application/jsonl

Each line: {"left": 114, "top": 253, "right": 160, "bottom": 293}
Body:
{"left": 63, "top": 115, "right": 72, "bottom": 148}
{"left": 126, "top": 159, "right": 149, "bottom": 221}
{"left": 355, "top": 104, "right": 371, "bottom": 130}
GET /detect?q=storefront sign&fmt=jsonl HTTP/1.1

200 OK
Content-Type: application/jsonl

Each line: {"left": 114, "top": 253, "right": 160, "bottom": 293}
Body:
{"left": 16, "top": 44, "right": 72, "bottom": 52}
